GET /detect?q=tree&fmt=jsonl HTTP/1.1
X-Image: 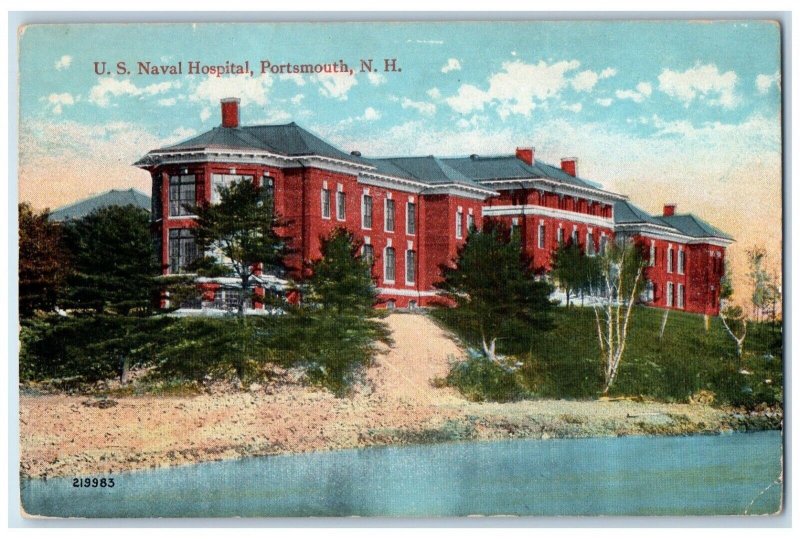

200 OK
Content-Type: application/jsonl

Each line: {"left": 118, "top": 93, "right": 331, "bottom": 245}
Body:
{"left": 436, "top": 221, "right": 553, "bottom": 361}
{"left": 18, "top": 203, "right": 69, "bottom": 317}
{"left": 550, "top": 238, "right": 596, "bottom": 307}
{"left": 62, "top": 205, "right": 160, "bottom": 315}
{"left": 191, "top": 178, "right": 290, "bottom": 316}
{"left": 720, "top": 304, "right": 748, "bottom": 360}
{"left": 747, "top": 246, "right": 770, "bottom": 322}
{"left": 307, "top": 227, "right": 377, "bottom": 315}
{"left": 588, "top": 240, "right": 646, "bottom": 394}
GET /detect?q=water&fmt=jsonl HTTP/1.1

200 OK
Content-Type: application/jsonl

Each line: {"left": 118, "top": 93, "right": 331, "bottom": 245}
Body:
{"left": 21, "top": 431, "right": 782, "bottom": 518}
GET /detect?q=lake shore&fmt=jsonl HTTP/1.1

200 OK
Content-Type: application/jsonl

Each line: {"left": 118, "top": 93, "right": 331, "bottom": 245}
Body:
{"left": 19, "top": 314, "right": 782, "bottom": 480}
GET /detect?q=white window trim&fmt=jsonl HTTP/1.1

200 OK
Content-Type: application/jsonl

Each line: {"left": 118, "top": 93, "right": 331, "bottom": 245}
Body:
{"left": 666, "top": 245, "right": 674, "bottom": 274}
{"left": 455, "top": 210, "right": 464, "bottom": 239}
{"left": 335, "top": 186, "right": 346, "bottom": 222}
{"left": 677, "top": 283, "right": 685, "bottom": 308}
{"left": 361, "top": 194, "right": 372, "bottom": 230}
{"left": 321, "top": 189, "right": 331, "bottom": 220}
{"left": 667, "top": 281, "right": 674, "bottom": 307}
{"left": 384, "top": 198, "right": 395, "bottom": 233}
{"left": 537, "top": 223, "right": 545, "bottom": 249}
{"left": 383, "top": 245, "right": 396, "bottom": 284}
{"left": 405, "top": 249, "right": 416, "bottom": 285}
{"left": 649, "top": 240, "right": 656, "bottom": 267}
{"left": 406, "top": 201, "right": 416, "bottom": 236}
{"left": 677, "top": 248, "right": 685, "bottom": 275}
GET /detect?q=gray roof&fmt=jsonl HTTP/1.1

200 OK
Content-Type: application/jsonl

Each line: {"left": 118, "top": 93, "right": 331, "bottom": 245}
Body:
{"left": 137, "top": 123, "right": 361, "bottom": 165}
{"left": 49, "top": 189, "right": 150, "bottom": 222}
{"left": 361, "top": 156, "right": 492, "bottom": 192}
{"left": 657, "top": 214, "right": 734, "bottom": 241}
{"left": 614, "top": 200, "right": 732, "bottom": 241}
{"left": 441, "top": 155, "right": 602, "bottom": 190}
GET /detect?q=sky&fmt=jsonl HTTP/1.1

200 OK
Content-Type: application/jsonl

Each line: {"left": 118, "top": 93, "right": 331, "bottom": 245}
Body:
{"left": 17, "top": 21, "right": 783, "bottom": 306}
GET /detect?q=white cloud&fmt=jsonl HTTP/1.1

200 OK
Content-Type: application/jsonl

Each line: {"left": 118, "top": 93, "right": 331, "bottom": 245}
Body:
{"left": 658, "top": 63, "right": 738, "bottom": 108}
{"left": 171, "top": 127, "right": 197, "bottom": 140}
{"left": 595, "top": 97, "right": 613, "bottom": 107}
{"left": 54, "top": 55, "right": 72, "bottom": 70}
{"left": 427, "top": 87, "right": 441, "bottom": 100}
{"left": 363, "top": 107, "right": 381, "bottom": 121}
{"left": 89, "top": 78, "right": 178, "bottom": 107}
{"left": 46, "top": 92, "right": 75, "bottom": 114}
{"left": 407, "top": 39, "right": 444, "bottom": 45}
{"left": 561, "top": 102, "right": 583, "bottom": 113}
{"left": 441, "top": 58, "right": 461, "bottom": 73}
{"left": 444, "top": 59, "right": 581, "bottom": 119}
{"left": 615, "top": 82, "right": 652, "bottom": 103}
{"left": 253, "top": 110, "right": 293, "bottom": 124}
{"left": 401, "top": 97, "right": 436, "bottom": 116}
{"left": 190, "top": 75, "right": 272, "bottom": 106}
{"left": 600, "top": 67, "right": 617, "bottom": 79}
{"left": 158, "top": 97, "right": 177, "bottom": 107}
{"left": 755, "top": 71, "right": 781, "bottom": 94}
{"left": 367, "top": 72, "right": 386, "bottom": 86}
{"left": 290, "top": 94, "right": 305, "bottom": 105}
{"left": 278, "top": 73, "right": 306, "bottom": 86}
{"left": 314, "top": 73, "right": 358, "bottom": 100}
{"left": 571, "top": 70, "right": 599, "bottom": 92}
{"left": 200, "top": 107, "right": 211, "bottom": 122}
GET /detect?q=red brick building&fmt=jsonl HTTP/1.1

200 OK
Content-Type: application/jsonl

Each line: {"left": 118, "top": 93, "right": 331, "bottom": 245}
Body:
{"left": 135, "top": 98, "right": 732, "bottom": 315}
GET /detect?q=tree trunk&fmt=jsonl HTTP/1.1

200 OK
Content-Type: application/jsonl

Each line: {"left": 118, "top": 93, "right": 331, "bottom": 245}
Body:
{"left": 119, "top": 355, "right": 130, "bottom": 384}
{"left": 481, "top": 335, "right": 498, "bottom": 362}
{"left": 238, "top": 275, "right": 248, "bottom": 316}
{"left": 659, "top": 308, "right": 669, "bottom": 340}
{"left": 566, "top": 290, "right": 571, "bottom": 308}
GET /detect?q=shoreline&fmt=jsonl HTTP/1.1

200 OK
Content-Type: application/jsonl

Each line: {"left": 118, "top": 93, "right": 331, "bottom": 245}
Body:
{"left": 19, "top": 391, "right": 782, "bottom": 480}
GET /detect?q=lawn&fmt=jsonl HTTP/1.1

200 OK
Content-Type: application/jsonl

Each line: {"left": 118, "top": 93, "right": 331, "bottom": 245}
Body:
{"left": 431, "top": 305, "right": 783, "bottom": 408}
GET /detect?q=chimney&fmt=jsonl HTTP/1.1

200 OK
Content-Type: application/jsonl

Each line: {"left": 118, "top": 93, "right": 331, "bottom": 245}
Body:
{"left": 663, "top": 203, "right": 677, "bottom": 217}
{"left": 560, "top": 157, "right": 578, "bottom": 177}
{"left": 515, "top": 147, "right": 534, "bottom": 165}
{"left": 221, "top": 97, "right": 240, "bottom": 128}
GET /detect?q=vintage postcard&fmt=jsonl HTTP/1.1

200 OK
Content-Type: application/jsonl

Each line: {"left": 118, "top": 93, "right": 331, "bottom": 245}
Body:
{"left": 16, "top": 19, "right": 784, "bottom": 518}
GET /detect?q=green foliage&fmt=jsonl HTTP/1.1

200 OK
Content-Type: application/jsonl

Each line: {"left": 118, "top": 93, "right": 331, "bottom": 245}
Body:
{"left": 550, "top": 238, "right": 599, "bottom": 307}
{"left": 436, "top": 221, "right": 554, "bottom": 347}
{"left": 307, "top": 228, "right": 377, "bottom": 315}
{"left": 191, "top": 179, "right": 289, "bottom": 315}
{"left": 20, "top": 315, "right": 169, "bottom": 387}
{"left": 18, "top": 203, "right": 69, "bottom": 317}
{"left": 446, "top": 349, "right": 530, "bottom": 402}
{"left": 434, "top": 304, "right": 783, "bottom": 409}
{"left": 62, "top": 205, "right": 160, "bottom": 315}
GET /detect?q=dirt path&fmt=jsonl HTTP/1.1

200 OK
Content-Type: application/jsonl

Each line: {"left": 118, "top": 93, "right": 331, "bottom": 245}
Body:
{"left": 367, "top": 313, "right": 463, "bottom": 405}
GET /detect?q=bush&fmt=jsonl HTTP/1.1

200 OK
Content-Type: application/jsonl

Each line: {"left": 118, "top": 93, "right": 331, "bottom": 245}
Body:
{"left": 446, "top": 349, "right": 529, "bottom": 402}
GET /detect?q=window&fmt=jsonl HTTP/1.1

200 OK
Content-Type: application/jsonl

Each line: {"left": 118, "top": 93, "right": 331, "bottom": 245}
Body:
{"left": 511, "top": 218, "right": 520, "bottom": 238}
{"left": 386, "top": 299, "right": 396, "bottom": 310}
{"left": 678, "top": 249, "right": 685, "bottom": 275}
{"left": 406, "top": 250, "right": 416, "bottom": 284}
{"left": 169, "top": 174, "right": 196, "bottom": 217}
{"left": 677, "top": 283, "right": 685, "bottom": 308}
{"left": 406, "top": 202, "right": 416, "bottom": 235}
{"left": 321, "top": 189, "right": 331, "bottom": 219}
{"left": 572, "top": 228, "right": 579, "bottom": 245}
{"left": 211, "top": 174, "right": 253, "bottom": 204}
{"left": 456, "top": 210, "right": 464, "bottom": 239}
{"left": 260, "top": 176, "right": 275, "bottom": 211}
{"left": 599, "top": 234, "right": 608, "bottom": 255}
{"left": 666, "top": 247, "right": 674, "bottom": 273}
{"left": 666, "top": 282, "right": 674, "bottom": 307}
{"left": 557, "top": 227, "right": 564, "bottom": 244}
{"left": 152, "top": 175, "right": 163, "bottom": 220}
{"left": 384, "top": 246, "right": 396, "bottom": 282}
{"left": 168, "top": 229, "right": 198, "bottom": 274}
{"left": 642, "top": 280, "right": 655, "bottom": 302}
{"left": 362, "top": 195, "right": 373, "bottom": 229}
{"left": 467, "top": 212, "right": 475, "bottom": 232}
{"left": 385, "top": 199, "right": 395, "bottom": 232}
{"left": 586, "top": 232, "right": 595, "bottom": 256}
{"left": 538, "top": 223, "right": 546, "bottom": 249}
{"left": 336, "top": 190, "right": 346, "bottom": 220}
{"left": 649, "top": 241, "right": 656, "bottom": 267}
{"left": 408, "top": 300, "right": 417, "bottom": 310}
{"left": 362, "top": 243, "right": 374, "bottom": 264}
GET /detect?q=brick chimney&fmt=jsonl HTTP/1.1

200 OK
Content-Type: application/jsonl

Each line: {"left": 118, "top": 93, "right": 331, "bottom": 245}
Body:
{"left": 560, "top": 157, "right": 578, "bottom": 177}
{"left": 663, "top": 203, "right": 677, "bottom": 217}
{"left": 221, "top": 98, "right": 240, "bottom": 128}
{"left": 515, "top": 147, "right": 534, "bottom": 165}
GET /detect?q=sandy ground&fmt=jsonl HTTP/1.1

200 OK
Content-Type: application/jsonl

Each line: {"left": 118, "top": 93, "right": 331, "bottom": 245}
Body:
{"left": 19, "top": 313, "right": 780, "bottom": 479}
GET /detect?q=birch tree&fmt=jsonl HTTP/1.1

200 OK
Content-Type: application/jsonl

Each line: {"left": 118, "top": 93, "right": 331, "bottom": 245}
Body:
{"left": 588, "top": 240, "right": 645, "bottom": 394}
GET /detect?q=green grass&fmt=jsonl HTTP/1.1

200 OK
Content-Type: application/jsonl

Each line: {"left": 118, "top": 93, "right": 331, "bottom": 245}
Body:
{"left": 431, "top": 305, "right": 783, "bottom": 408}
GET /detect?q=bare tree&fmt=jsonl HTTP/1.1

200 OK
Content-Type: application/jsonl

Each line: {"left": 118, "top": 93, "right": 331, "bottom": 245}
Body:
{"left": 589, "top": 240, "right": 646, "bottom": 394}
{"left": 720, "top": 304, "right": 748, "bottom": 360}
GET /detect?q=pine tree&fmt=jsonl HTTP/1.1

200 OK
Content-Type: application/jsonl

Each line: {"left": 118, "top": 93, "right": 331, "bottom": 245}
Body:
{"left": 18, "top": 203, "right": 69, "bottom": 317}
{"left": 191, "top": 178, "right": 290, "bottom": 316}
{"left": 550, "top": 237, "right": 594, "bottom": 307}
{"left": 436, "top": 221, "right": 553, "bottom": 360}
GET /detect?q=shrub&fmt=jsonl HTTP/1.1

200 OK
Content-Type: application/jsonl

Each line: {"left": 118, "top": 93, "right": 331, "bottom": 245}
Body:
{"left": 446, "top": 349, "right": 529, "bottom": 402}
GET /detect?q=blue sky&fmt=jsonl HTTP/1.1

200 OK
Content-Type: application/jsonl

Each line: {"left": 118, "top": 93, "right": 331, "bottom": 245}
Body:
{"left": 18, "top": 21, "right": 783, "bottom": 291}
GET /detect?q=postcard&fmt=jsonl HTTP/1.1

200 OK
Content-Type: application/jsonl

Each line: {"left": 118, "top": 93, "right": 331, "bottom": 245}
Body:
{"left": 16, "top": 19, "right": 783, "bottom": 518}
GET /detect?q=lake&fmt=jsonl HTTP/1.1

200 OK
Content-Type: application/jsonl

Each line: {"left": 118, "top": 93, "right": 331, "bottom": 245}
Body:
{"left": 21, "top": 430, "right": 782, "bottom": 518}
